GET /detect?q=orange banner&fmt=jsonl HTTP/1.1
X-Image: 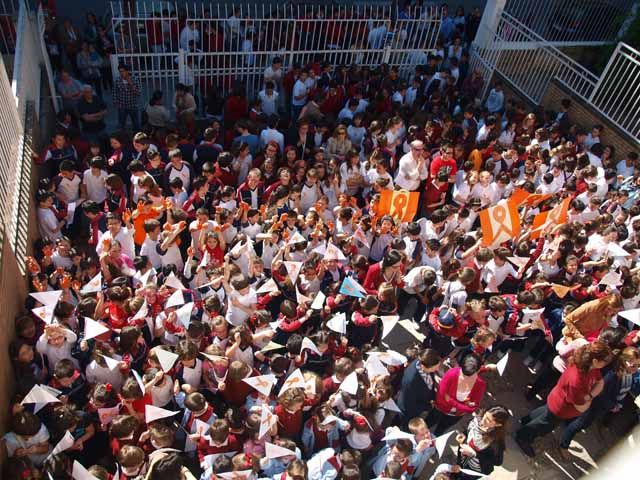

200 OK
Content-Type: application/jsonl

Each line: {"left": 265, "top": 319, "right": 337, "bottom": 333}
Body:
{"left": 530, "top": 197, "right": 571, "bottom": 239}
{"left": 480, "top": 199, "right": 521, "bottom": 247}
{"left": 379, "top": 190, "right": 420, "bottom": 222}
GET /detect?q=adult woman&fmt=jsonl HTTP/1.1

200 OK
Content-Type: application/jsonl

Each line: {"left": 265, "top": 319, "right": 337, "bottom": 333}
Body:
{"left": 145, "top": 90, "right": 170, "bottom": 130}
{"left": 173, "top": 83, "right": 197, "bottom": 133}
{"left": 428, "top": 352, "right": 488, "bottom": 436}
{"left": 339, "top": 150, "right": 365, "bottom": 197}
{"left": 363, "top": 249, "right": 404, "bottom": 295}
{"left": 514, "top": 340, "right": 613, "bottom": 457}
{"left": 555, "top": 346, "right": 639, "bottom": 459}
{"left": 76, "top": 42, "right": 103, "bottom": 98}
{"left": 327, "top": 125, "right": 352, "bottom": 162}
{"left": 99, "top": 240, "right": 135, "bottom": 284}
{"left": 56, "top": 70, "right": 84, "bottom": 112}
{"left": 563, "top": 293, "right": 624, "bottom": 341}
{"left": 263, "top": 167, "right": 292, "bottom": 202}
{"left": 456, "top": 406, "right": 510, "bottom": 476}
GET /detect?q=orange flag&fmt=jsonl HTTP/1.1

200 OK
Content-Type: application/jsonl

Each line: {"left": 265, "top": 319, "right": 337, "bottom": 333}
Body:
{"left": 524, "top": 193, "right": 552, "bottom": 207}
{"left": 551, "top": 284, "right": 571, "bottom": 298}
{"left": 479, "top": 199, "right": 521, "bottom": 248}
{"left": 530, "top": 197, "right": 571, "bottom": 239}
{"left": 378, "top": 190, "right": 420, "bottom": 222}
{"left": 510, "top": 187, "right": 531, "bottom": 206}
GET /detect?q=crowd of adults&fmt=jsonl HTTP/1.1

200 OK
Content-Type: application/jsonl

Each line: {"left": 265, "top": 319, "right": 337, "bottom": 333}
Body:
{"left": 3, "top": 1, "right": 640, "bottom": 480}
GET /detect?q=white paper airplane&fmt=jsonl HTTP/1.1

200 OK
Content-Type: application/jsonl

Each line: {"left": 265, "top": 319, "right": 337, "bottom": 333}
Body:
{"left": 339, "top": 371, "right": 359, "bottom": 395}
{"left": 156, "top": 348, "right": 179, "bottom": 373}
{"left": 145, "top": 404, "right": 180, "bottom": 423}
{"left": 81, "top": 272, "right": 102, "bottom": 293}
{"left": 311, "top": 291, "right": 326, "bottom": 310}
{"left": 265, "top": 442, "right": 297, "bottom": 459}
{"left": 279, "top": 369, "right": 306, "bottom": 394}
{"left": 283, "top": 261, "right": 303, "bottom": 284}
{"left": 29, "top": 290, "right": 62, "bottom": 307}
{"left": 176, "top": 302, "right": 194, "bottom": 328}
{"left": 326, "top": 312, "right": 347, "bottom": 334}
{"left": 256, "top": 278, "right": 279, "bottom": 294}
{"left": 165, "top": 288, "right": 185, "bottom": 308}
{"left": 435, "top": 430, "right": 455, "bottom": 457}
{"left": 242, "top": 374, "right": 277, "bottom": 397}
{"left": 301, "top": 337, "right": 321, "bottom": 355}
{"left": 84, "top": 317, "right": 110, "bottom": 340}
{"left": 496, "top": 352, "right": 509, "bottom": 376}
{"left": 72, "top": 461, "right": 99, "bottom": 480}
{"left": 164, "top": 272, "right": 185, "bottom": 290}
{"left": 32, "top": 305, "right": 54, "bottom": 324}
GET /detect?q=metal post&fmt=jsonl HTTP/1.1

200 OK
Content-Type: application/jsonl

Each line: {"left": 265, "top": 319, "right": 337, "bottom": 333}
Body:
{"left": 589, "top": 42, "right": 623, "bottom": 103}
{"left": 474, "top": 0, "right": 507, "bottom": 48}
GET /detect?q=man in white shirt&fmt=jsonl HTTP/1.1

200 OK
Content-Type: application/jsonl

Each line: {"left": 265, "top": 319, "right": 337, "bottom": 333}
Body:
{"left": 258, "top": 81, "right": 279, "bottom": 116}
{"left": 260, "top": 116, "right": 285, "bottom": 153}
{"left": 96, "top": 212, "right": 136, "bottom": 259}
{"left": 368, "top": 21, "right": 389, "bottom": 49}
{"left": 263, "top": 57, "right": 283, "bottom": 90}
{"left": 179, "top": 21, "right": 200, "bottom": 51}
{"left": 82, "top": 157, "right": 108, "bottom": 204}
{"left": 395, "top": 140, "right": 430, "bottom": 191}
{"left": 338, "top": 99, "right": 358, "bottom": 122}
{"left": 291, "top": 69, "right": 309, "bottom": 120}
{"left": 617, "top": 152, "right": 638, "bottom": 178}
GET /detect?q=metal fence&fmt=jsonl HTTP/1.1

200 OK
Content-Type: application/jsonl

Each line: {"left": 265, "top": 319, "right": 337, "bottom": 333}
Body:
{"left": 471, "top": 7, "right": 640, "bottom": 144}
{"left": 471, "top": 12, "right": 599, "bottom": 104}
{"left": 504, "top": 0, "right": 635, "bottom": 45}
{"left": 109, "top": 1, "right": 442, "bottom": 104}
{"left": 589, "top": 42, "right": 640, "bottom": 141}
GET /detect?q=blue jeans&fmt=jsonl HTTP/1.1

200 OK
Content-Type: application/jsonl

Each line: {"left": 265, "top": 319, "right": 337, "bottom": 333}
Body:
{"left": 118, "top": 108, "right": 140, "bottom": 131}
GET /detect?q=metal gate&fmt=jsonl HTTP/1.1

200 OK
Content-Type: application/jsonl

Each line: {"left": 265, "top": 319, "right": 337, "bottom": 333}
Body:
{"left": 109, "top": 1, "right": 442, "bottom": 106}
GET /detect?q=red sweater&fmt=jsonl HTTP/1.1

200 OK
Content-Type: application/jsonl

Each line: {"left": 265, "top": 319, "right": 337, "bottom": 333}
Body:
{"left": 197, "top": 434, "right": 241, "bottom": 463}
{"left": 547, "top": 364, "right": 602, "bottom": 419}
{"left": 434, "top": 367, "right": 486, "bottom": 416}
{"left": 428, "top": 307, "right": 468, "bottom": 339}
{"left": 275, "top": 404, "right": 303, "bottom": 437}
{"left": 363, "top": 262, "right": 404, "bottom": 295}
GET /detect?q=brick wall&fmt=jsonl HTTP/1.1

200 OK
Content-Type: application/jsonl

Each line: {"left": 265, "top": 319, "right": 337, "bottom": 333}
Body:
{"left": 542, "top": 80, "right": 640, "bottom": 156}
{"left": 495, "top": 73, "right": 640, "bottom": 156}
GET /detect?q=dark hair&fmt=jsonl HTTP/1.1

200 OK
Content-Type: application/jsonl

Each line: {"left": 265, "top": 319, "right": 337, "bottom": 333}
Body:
{"left": 460, "top": 352, "right": 482, "bottom": 376}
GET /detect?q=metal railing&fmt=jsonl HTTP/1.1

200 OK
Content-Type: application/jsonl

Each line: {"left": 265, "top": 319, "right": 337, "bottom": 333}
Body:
{"left": 504, "top": 0, "right": 635, "bottom": 45}
{"left": 471, "top": 7, "right": 640, "bottom": 144}
{"left": 109, "top": 1, "right": 442, "bottom": 103}
{"left": 471, "top": 12, "right": 599, "bottom": 105}
{"left": 589, "top": 42, "right": 640, "bottom": 141}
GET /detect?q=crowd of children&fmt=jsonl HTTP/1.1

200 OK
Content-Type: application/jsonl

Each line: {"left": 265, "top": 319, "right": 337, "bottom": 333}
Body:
{"left": 4, "top": 3, "right": 640, "bottom": 479}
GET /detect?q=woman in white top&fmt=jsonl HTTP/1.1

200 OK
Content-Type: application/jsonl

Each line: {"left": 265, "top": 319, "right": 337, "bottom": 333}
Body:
{"left": 224, "top": 275, "right": 257, "bottom": 327}
{"left": 453, "top": 170, "right": 479, "bottom": 206}
{"left": 339, "top": 151, "right": 366, "bottom": 196}
{"left": 233, "top": 142, "right": 253, "bottom": 184}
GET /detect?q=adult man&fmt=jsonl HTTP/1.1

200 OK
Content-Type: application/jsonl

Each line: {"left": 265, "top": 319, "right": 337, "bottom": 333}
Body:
{"left": 77, "top": 84, "right": 107, "bottom": 142}
{"left": 485, "top": 80, "right": 505, "bottom": 114}
{"left": 395, "top": 140, "right": 429, "bottom": 191}
{"left": 179, "top": 20, "right": 200, "bottom": 51}
{"left": 260, "top": 115, "right": 285, "bottom": 153}
{"left": 96, "top": 212, "right": 135, "bottom": 260}
{"left": 236, "top": 169, "right": 264, "bottom": 209}
{"left": 291, "top": 69, "right": 309, "bottom": 121}
{"left": 113, "top": 64, "right": 141, "bottom": 131}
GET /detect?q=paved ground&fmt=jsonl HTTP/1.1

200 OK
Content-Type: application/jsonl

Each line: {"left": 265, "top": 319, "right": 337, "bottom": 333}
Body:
{"left": 420, "top": 350, "right": 640, "bottom": 479}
